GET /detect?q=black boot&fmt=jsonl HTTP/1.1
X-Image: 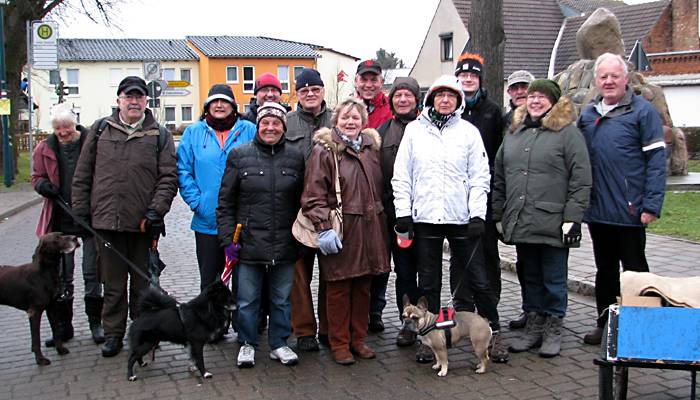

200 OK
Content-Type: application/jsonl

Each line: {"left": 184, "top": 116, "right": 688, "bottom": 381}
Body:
{"left": 45, "top": 301, "right": 70, "bottom": 355}
{"left": 85, "top": 296, "right": 105, "bottom": 344}
{"left": 101, "top": 336, "right": 123, "bottom": 357}
{"left": 45, "top": 297, "right": 73, "bottom": 347}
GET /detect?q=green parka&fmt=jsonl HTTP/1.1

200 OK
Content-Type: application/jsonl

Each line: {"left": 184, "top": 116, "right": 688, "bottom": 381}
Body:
{"left": 492, "top": 96, "right": 592, "bottom": 248}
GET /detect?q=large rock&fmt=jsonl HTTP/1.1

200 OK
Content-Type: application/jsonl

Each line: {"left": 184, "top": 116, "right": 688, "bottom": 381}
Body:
{"left": 576, "top": 8, "right": 625, "bottom": 59}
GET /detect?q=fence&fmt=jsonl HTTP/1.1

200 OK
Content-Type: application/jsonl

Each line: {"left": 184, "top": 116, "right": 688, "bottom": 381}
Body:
{"left": 13, "top": 133, "right": 50, "bottom": 152}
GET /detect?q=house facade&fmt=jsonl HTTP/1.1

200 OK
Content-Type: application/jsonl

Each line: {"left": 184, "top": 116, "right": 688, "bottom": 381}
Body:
{"left": 310, "top": 46, "right": 360, "bottom": 108}
{"left": 186, "top": 36, "right": 318, "bottom": 113}
{"left": 30, "top": 38, "right": 200, "bottom": 133}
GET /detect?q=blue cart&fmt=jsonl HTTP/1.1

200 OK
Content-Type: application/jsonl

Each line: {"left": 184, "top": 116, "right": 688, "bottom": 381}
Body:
{"left": 594, "top": 305, "right": 700, "bottom": 399}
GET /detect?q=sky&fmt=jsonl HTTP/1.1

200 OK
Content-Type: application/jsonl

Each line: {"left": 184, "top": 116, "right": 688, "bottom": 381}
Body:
{"left": 52, "top": 0, "right": 441, "bottom": 67}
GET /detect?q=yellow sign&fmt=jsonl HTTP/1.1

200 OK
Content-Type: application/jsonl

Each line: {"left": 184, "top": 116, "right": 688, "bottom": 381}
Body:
{"left": 37, "top": 24, "right": 53, "bottom": 40}
{"left": 0, "top": 99, "right": 10, "bottom": 116}
{"left": 166, "top": 80, "right": 190, "bottom": 88}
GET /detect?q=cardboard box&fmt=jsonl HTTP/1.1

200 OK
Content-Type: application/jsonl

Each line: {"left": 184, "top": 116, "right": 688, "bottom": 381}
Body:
{"left": 620, "top": 295, "right": 662, "bottom": 307}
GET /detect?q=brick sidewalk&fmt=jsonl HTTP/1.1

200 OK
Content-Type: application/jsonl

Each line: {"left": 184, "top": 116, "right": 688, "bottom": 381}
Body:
{"left": 0, "top": 198, "right": 696, "bottom": 399}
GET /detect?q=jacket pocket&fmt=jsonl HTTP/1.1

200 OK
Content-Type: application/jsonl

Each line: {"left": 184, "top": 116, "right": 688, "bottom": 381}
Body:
{"left": 531, "top": 201, "right": 564, "bottom": 238}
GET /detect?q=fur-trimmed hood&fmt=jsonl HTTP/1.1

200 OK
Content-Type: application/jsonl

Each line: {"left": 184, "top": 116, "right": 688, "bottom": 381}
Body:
{"left": 509, "top": 96, "right": 575, "bottom": 133}
{"left": 312, "top": 127, "right": 381, "bottom": 153}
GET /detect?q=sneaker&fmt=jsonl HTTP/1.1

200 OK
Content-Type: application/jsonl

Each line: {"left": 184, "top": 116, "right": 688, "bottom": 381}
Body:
{"left": 583, "top": 327, "right": 603, "bottom": 345}
{"left": 297, "top": 336, "right": 320, "bottom": 352}
{"left": 489, "top": 331, "right": 510, "bottom": 363}
{"left": 270, "top": 346, "right": 298, "bottom": 366}
{"left": 415, "top": 343, "right": 435, "bottom": 364}
{"left": 508, "top": 312, "right": 528, "bottom": 330}
{"left": 237, "top": 344, "right": 255, "bottom": 368}
{"left": 368, "top": 314, "right": 385, "bottom": 333}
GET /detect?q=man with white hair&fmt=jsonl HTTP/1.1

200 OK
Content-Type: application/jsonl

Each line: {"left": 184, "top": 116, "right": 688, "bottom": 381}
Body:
{"left": 577, "top": 53, "right": 666, "bottom": 345}
{"left": 31, "top": 103, "right": 104, "bottom": 347}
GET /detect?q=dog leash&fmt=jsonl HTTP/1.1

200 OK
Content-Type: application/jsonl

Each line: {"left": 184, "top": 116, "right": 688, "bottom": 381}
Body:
{"left": 447, "top": 236, "right": 482, "bottom": 308}
{"left": 53, "top": 196, "right": 172, "bottom": 298}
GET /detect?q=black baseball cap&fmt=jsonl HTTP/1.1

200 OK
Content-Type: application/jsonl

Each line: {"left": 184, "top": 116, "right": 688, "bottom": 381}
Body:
{"left": 356, "top": 60, "right": 382, "bottom": 76}
{"left": 117, "top": 76, "right": 148, "bottom": 96}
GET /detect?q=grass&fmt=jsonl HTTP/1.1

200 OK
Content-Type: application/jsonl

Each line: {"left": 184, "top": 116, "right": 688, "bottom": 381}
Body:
{"left": 648, "top": 191, "right": 700, "bottom": 242}
{"left": 688, "top": 159, "right": 700, "bottom": 173}
{"left": 0, "top": 151, "right": 32, "bottom": 193}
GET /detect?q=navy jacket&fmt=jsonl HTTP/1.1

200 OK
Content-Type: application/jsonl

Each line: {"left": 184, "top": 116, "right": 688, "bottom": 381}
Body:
{"left": 577, "top": 88, "right": 666, "bottom": 227}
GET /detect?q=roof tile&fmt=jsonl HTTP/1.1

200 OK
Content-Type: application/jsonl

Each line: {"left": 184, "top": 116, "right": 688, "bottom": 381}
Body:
{"left": 58, "top": 38, "right": 199, "bottom": 61}
{"left": 186, "top": 36, "right": 319, "bottom": 59}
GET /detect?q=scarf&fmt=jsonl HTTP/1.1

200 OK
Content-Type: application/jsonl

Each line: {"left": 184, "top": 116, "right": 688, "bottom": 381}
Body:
{"left": 464, "top": 89, "right": 482, "bottom": 109}
{"left": 205, "top": 112, "right": 237, "bottom": 132}
{"left": 428, "top": 107, "right": 453, "bottom": 130}
{"left": 336, "top": 128, "right": 363, "bottom": 152}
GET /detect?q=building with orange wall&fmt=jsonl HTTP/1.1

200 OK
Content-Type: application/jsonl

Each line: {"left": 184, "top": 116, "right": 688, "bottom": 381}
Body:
{"left": 187, "top": 36, "right": 318, "bottom": 113}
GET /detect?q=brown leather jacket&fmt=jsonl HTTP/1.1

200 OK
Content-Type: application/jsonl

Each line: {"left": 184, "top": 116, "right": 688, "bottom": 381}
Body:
{"left": 72, "top": 109, "right": 178, "bottom": 232}
{"left": 301, "top": 127, "right": 390, "bottom": 281}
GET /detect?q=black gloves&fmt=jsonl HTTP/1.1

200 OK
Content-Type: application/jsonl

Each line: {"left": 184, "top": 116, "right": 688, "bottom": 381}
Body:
{"left": 561, "top": 222, "right": 582, "bottom": 245}
{"left": 143, "top": 208, "right": 166, "bottom": 239}
{"left": 37, "top": 180, "right": 60, "bottom": 199}
{"left": 395, "top": 216, "right": 414, "bottom": 238}
{"left": 466, "top": 217, "right": 485, "bottom": 238}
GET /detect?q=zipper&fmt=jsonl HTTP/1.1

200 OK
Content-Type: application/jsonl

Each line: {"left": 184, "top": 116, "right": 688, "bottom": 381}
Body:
{"left": 270, "top": 149, "right": 277, "bottom": 264}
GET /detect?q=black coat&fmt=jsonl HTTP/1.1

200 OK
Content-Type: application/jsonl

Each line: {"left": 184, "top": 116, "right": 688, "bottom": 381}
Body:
{"left": 460, "top": 92, "right": 505, "bottom": 171}
{"left": 217, "top": 135, "right": 305, "bottom": 265}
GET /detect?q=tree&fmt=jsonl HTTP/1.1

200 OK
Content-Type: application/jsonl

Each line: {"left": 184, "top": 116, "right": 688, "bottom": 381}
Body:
{"left": 373, "top": 48, "right": 405, "bottom": 71}
{"left": 1, "top": 0, "right": 120, "bottom": 178}
{"left": 465, "top": 0, "right": 505, "bottom": 107}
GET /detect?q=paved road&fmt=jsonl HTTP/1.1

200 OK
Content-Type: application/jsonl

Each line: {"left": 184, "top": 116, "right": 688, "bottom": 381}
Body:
{"left": 0, "top": 198, "right": 694, "bottom": 399}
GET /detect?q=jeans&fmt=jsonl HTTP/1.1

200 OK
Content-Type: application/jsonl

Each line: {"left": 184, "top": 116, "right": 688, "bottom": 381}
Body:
{"left": 237, "top": 262, "right": 294, "bottom": 349}
{"left": 414, "top": 224, "right": 498, "bottom": 329}
{"left": 516, "top": 243, "right": 569, "bottom": 317}
{"left": 589, "top": 223, "right": 649, "bottom": 327}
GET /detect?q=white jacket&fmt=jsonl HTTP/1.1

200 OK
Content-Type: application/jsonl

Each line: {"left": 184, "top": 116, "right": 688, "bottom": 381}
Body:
{"left": 392, "top": 75, "right": 491, "bottom": 224}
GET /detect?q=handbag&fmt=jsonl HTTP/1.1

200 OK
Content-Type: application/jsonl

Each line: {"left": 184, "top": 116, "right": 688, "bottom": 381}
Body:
{"left": 292, "top": 151, "right": 343, "bottom": 248}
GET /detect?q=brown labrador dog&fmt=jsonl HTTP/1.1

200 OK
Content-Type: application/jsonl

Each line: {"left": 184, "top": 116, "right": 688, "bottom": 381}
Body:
{"left": 0, "top": 232, "right": 80, "bottom": 365}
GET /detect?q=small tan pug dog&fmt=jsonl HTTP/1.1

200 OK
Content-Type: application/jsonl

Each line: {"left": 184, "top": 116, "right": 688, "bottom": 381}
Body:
{"left": 402, "top": 295, "right": 492, "bottom": 376}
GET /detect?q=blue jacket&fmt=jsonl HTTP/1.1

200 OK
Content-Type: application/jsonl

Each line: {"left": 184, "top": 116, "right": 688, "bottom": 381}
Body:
{"left": 177, "top": 118, "right": 256, "bottom": 234}
{"left": 577, "top": 88, "right": 666, "bottom": 227}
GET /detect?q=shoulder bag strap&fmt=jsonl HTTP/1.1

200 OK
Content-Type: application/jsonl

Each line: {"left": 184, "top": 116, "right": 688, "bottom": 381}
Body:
{"left": 333, "top": 151, "right": 342, "bottom": 209}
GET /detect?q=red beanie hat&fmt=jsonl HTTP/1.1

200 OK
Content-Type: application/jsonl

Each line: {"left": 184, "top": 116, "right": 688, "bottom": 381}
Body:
{"left": 254, "top": 73, "right": 282, "bottom": 94}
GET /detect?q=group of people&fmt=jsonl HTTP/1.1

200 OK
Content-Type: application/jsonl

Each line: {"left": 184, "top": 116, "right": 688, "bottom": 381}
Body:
{"left": 30, "top": 49, "right": 665, "bottom": 368}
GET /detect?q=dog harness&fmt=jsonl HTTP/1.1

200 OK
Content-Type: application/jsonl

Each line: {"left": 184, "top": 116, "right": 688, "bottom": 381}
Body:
{"left": 419, "top": 307, "right": 457, "bottom": 348}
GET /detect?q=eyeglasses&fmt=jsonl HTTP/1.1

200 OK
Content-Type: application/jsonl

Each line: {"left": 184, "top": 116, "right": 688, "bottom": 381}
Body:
{"left": 119, "top": 94, "right": 145, "bottom": 101}
{"left": 297, "top": 87, "right": 322, "bottom": 97}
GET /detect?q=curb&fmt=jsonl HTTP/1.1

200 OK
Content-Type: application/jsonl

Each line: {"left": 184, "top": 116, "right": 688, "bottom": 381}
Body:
{"left": 442, "top": 246, "right": 596, "bottom": 298}
{"left": 498, "top": 259, "right": 596, "bottom": 297}
{"left": 0, "top": 197, "right": 43, "bottom": 222}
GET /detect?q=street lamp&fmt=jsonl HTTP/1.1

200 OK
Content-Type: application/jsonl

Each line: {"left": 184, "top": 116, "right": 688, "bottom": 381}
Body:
{"left": 0, "top": 0, "right": 14, "bottom": 187}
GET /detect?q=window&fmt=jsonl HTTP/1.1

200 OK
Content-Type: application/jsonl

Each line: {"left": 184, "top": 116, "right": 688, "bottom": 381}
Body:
{"left": 65, "top": 68, "right": 79, "bottom": 95}
{"left": 243, "top": 66, "right": 255, "bottom": 93}
{"left": 243, "top": 104, "right": 251, "bottom": 113}
{"left": 110, "top": 68, "right": 122, "bottom": 86}
{"left": 293, "top": 66, "right": 304, "bottom": 82}
{"left": 126, "top": 68, "right": 140, "bottom": 78}
{"left": 181, "top": 105, "right": 193, "bottom": 122}
{"left": 180, "top": 69, "right": 191, "bottom": 83}
{"left": 164, "top": 106, "right": 176, "bottom": 130}
{"left": 49, "top": 70, "right": 60, "bottom": 85}
{"left": 278, "top": 66, "right": 290, "bottom": 93}
{"left": 163, "top": 68, "right": 176, "bottom": 81}
{"left": 440, "top": 33, "right": 453, "bottom": 62}
{"left": 226, "top": 66, "right": 238, "bottom": 83}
